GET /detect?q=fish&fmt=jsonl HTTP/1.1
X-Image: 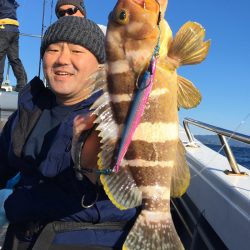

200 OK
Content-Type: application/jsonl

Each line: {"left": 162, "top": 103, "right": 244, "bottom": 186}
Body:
{"left": 73, "top": 0, "right": 210, "bottom": 249}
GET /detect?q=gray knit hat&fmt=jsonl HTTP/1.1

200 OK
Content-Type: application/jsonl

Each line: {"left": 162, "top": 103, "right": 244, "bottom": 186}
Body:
{"left": 55, "top": 0, "right": 86, "bottom": 17}
{"left": 40, "top": 16, "right": 106, "bottom": 63}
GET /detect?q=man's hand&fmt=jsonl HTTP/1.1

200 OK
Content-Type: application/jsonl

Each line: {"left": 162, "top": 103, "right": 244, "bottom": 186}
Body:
{"left": 71, "top": 114, "right": 95, "bottom": 164}
{"left": 71, "top": 114, "right": 101, "bottom": 184}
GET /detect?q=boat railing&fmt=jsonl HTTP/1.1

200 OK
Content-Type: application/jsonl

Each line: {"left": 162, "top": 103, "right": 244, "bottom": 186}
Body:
{"left": 183, "top": 118, "right": 250, "bottom": 176}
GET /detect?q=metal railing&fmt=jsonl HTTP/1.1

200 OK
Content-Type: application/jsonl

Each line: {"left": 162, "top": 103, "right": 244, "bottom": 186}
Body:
{"left": 20, "top": 33, "right": 42, "bottom": 39}
{"left": 183, "top": 118, "right": 250, "bottom": 176}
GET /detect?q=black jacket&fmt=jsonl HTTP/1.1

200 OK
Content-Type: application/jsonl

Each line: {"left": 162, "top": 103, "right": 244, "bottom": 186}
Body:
{"left": 0, "top": 0, "right": 19, "bottom": 20}
{"left": 0, "top": 77, "right": 137, "bottom": 248}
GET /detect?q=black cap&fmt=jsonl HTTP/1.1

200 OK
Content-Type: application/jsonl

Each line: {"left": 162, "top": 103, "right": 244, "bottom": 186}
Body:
{"left": 40, "top": 16, "right": 106, "bottom": 64}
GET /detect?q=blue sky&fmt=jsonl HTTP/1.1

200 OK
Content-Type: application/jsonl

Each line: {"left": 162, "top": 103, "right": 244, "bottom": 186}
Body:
{"left": 3, "top": 0, "right": 250, "bottom": 135}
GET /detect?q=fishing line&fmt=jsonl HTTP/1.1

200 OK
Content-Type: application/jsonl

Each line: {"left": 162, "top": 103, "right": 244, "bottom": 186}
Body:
{"left": 38, "top": 0, "right": 47, "bottom": 78}
{"left": 49, "top": 0, "right": 54, "bottom": 26}
{"left": 189, "top": 112, "right": 250, "bottom": 179}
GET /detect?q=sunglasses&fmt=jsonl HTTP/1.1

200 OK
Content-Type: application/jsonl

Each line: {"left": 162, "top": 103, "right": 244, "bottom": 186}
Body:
{"left": 57, "top": 7, "right": 79, "bottom": 18}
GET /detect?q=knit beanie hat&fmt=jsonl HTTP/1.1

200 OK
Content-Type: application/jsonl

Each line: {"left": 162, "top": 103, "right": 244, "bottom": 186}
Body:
{"left": 55, "top": 0, "right": 86, "bottom": 17}
{"left": 40, "top": 16, "right": 106, "bottom": 64}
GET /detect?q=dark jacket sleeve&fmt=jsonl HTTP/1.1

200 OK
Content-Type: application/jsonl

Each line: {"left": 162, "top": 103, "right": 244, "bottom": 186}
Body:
{"left": 0, "top": 111, "right": 19, "bottom": 189}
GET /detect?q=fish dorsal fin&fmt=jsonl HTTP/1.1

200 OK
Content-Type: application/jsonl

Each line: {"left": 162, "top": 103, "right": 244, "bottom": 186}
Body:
{"left": 90, "top": 75, "right": 142, "bottom": 210}
{"left": 177, "top": 75, "right": 202, "bottom": 109}
{"left": 72, "top": 64, "right": 108, "bottom": 104}
{"left": 171, "top": 140, "right": 190, "bottom": 197}
{"left": 168, "top": 21, "right": 211, "bottom": 66}
{"left": 87, "top": 64, "right": 107, "bottom": 94}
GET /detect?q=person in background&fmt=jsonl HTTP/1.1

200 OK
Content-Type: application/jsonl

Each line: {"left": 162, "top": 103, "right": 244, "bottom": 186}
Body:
{"left": 55, "top": 0, "right": 86, "bottom": 18}
{"left": 0, "top": 0, "right": 27, "bottom": 92}
{"left": 55, "top": 0, "right": 107, "bottom": 35}
{"left": 0, "top": 16, "right": 138, "bottom": 250}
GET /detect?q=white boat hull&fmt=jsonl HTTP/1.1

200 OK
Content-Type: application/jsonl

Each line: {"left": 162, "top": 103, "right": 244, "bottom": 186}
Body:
{"left": 0, "top": 91, "right": 18, "bottom": 111}
{"left": 179, "top": 127, "right": 250, "bottom": 250}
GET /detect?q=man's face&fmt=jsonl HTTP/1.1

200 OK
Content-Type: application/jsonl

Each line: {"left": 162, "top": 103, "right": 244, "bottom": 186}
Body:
{"left": 57, "top": 4, "right": 84, "bottom": 17}
{"left": 43, "top": 42, "right": 99, "bottom": 105}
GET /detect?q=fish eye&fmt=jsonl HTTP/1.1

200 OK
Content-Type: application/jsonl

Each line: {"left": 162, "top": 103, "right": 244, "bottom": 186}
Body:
{"left": 119, "top": 10, "right": 126, "bottom": 20}
{"left": 115, "top": 9, "right": 129, "bottom": 25}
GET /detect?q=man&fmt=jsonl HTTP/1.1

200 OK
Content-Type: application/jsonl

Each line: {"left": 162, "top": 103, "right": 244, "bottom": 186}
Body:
{"left": 55, "top": 0, "right": 86, "bottom": 18}
{"left": 55, "top": 0, "right": 107, "bottom": 35}
{"left": 0, "top": 0, "right": 27, "bottom": 92}
{"left": 0, "top": 16, "right": 137, "bottom": 250}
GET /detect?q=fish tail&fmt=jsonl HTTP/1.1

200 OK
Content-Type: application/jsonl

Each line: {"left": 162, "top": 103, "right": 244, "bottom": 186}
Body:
{"left": 168, "top": 21, "right": 210, "bottom": 66}
{"left": 123, "top": 210, "right": 184, "bottom": 250}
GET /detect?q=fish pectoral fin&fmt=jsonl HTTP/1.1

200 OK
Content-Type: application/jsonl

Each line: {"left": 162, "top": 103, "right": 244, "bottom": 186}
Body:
{"left": 171, "top": 140, "right": 190, "bottom": 197}
{"left": 168, "top": 21, "right": 211, "bottom": 66}
{"left": 177, "top": 75, "right": 202, "bottom": 109}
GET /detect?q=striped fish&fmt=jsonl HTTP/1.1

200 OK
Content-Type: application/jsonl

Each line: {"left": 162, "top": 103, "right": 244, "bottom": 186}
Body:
{"left": 74, "top": 0, "right": 210, "bottom": 249}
